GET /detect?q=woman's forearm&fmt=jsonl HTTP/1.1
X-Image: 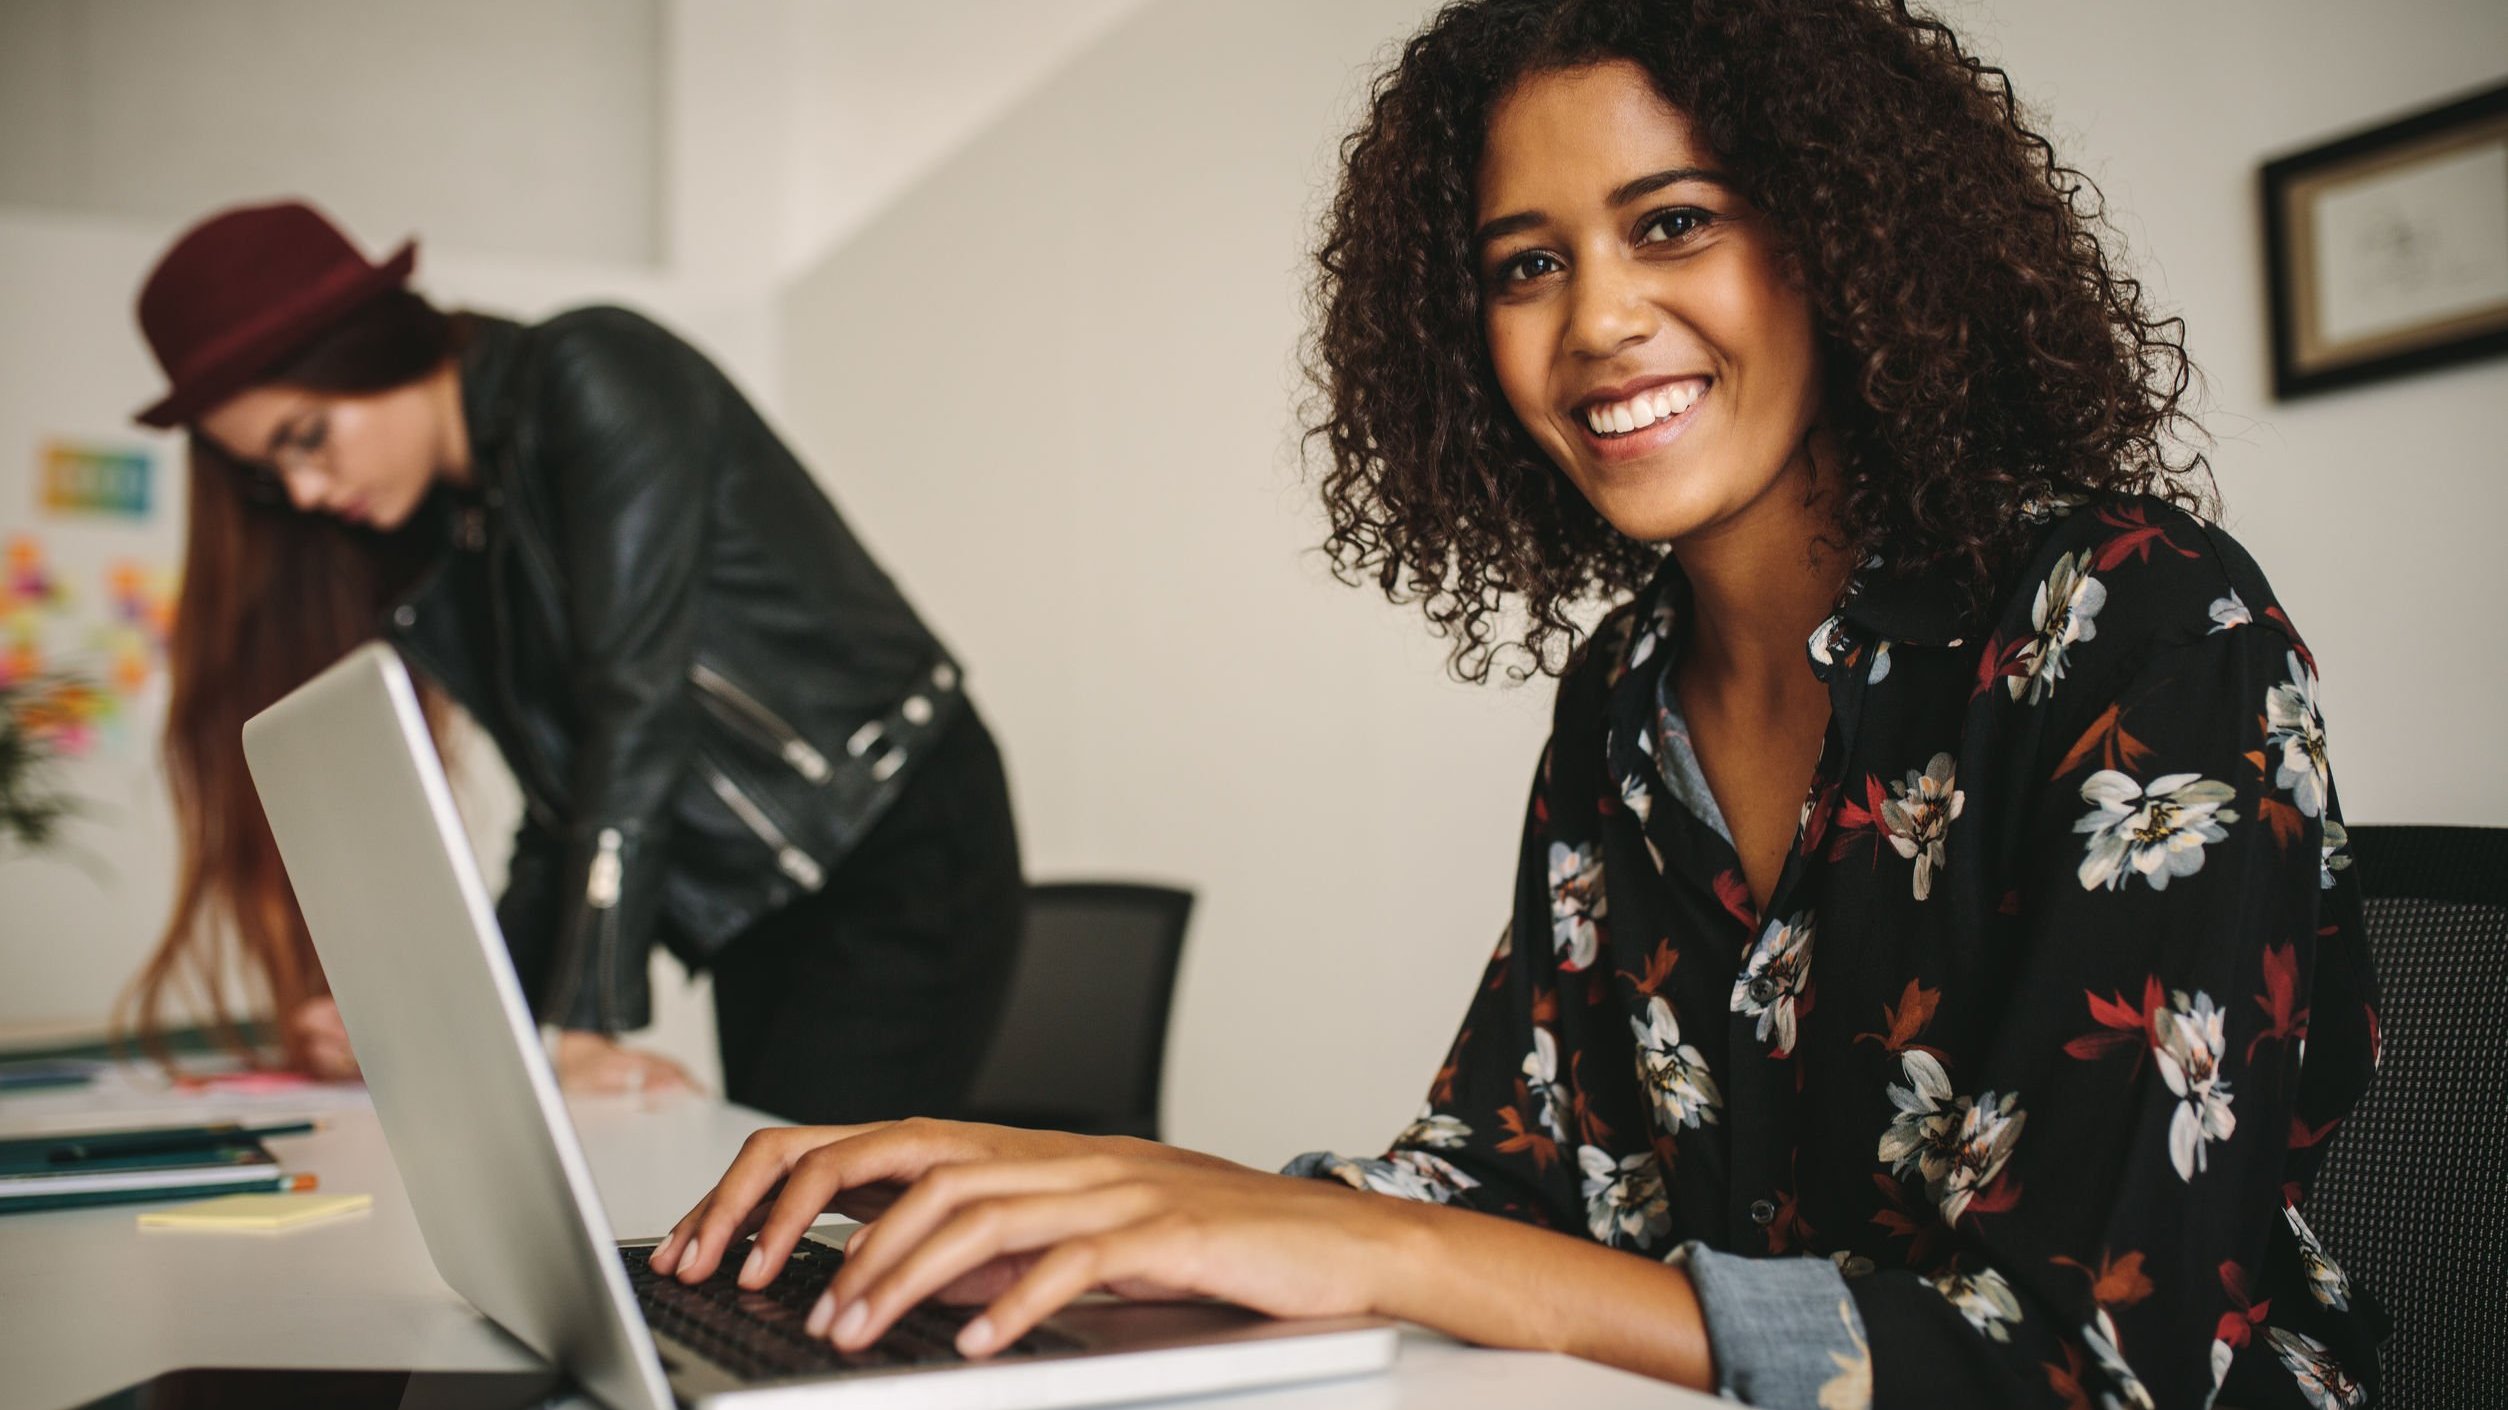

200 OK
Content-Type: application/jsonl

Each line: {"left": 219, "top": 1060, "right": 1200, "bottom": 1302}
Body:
{"left": 1370, "top": 1197, "right": 1716, "bottom": 1390}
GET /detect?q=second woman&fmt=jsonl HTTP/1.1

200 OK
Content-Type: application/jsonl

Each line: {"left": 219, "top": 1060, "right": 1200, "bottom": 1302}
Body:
{"left": 127, "top": 200, "right": 1023, "bottom": 1124}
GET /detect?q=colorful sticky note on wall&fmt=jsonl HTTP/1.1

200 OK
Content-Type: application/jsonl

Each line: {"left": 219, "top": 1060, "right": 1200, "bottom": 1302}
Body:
{"left": 39, "top": 440, "right": 154, "bottom": 520}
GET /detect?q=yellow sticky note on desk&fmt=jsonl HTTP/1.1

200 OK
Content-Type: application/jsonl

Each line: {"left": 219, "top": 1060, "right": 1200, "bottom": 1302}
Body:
{"left": 139, "top": 1192, "right": 373, "bottom": 1230}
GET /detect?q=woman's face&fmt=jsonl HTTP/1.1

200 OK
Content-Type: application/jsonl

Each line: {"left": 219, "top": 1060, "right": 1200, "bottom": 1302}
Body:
{"left": 197, "top": 376, "right": 449, "bottom": 530}
{"left": 1476, "top": 60, "right": 1823, "bottom": 548}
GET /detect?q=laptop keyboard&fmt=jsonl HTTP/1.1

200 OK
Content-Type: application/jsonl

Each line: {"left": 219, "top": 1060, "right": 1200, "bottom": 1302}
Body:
{"left": 622, "top": 1237, "right": 1080, "bottom": 1382}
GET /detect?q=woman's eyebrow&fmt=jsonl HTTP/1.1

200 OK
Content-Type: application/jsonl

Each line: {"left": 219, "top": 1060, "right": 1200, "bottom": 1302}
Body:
{"left": 1474, "top": 166, "right": 1732, "bottom": 249}
{"left": 1473, "top": 210, "right": 1545, "bottom": 249}
{"left": 1608, "top": 166, "right": 1727, "bottom": 206}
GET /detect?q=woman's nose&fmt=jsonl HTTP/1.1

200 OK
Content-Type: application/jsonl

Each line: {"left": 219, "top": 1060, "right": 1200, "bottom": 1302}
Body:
{"left": 1563, "top": 257, "right": 1660, "bottom": 360}
{"left": 282, "top": 463, "right": 330, "bottom": 515}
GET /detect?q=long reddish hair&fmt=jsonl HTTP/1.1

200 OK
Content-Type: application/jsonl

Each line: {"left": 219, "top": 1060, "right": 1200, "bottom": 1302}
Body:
{"left": 120, "top": 291, "right": 464, "bottom": 1069}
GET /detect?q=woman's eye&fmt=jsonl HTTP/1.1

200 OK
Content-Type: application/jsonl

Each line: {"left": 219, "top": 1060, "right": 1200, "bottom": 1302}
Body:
{"left": 1636, "top": 207, "right": 1712, "bottom": 245}
{"left": 1494, "top": 250, "right": 1563, "bottom": 286}
{"left": 297, "top": 415, "right": 329, "bottom": 452}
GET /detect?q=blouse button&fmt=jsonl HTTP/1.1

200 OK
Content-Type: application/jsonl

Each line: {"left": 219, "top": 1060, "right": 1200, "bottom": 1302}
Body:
{"left": 1748, "top": 1198, "right": 1777, "bottom": 1226}
{"left": 1746, "top": 975, "right": 1778, "bottom": 1004}
{"left": 392, "top": 605, "right": 417, "bottom": 629}
{"left": 901, "top": 695, "right": 933, "bottom": 726}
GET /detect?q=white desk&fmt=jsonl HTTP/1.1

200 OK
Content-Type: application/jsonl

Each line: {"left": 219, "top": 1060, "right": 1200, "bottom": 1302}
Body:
{"left": 0, "top": 1075, "right": 1719, "bottom": 1410}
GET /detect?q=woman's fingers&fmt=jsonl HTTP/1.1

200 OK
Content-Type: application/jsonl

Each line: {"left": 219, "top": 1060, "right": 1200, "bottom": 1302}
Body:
{"left": 824, "top": 1156, "right": 1128, "bottom": 1304}
{"left": 733, "top": 1119, "right": 990, "bottom": 1288}
{"left": 818, "top": 1181, "right": 1170, "bottom": 1349}
{"left": 651, "top": 1174, "right": 788, "bottom": 1275}
{"left": 666, "top": 1126, "right": 874, "bottom": 1280}
{"left": 956, "top": 1222, "right": 1198, "bottom": 1358}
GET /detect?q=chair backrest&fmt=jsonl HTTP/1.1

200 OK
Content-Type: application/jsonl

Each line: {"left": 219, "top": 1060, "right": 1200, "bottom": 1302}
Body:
{"left": 2307, "top": 825, "right": 2508, "bottom": 1410}
{"left": 960, "top": 881, "right": 1194, "bottom": 1140}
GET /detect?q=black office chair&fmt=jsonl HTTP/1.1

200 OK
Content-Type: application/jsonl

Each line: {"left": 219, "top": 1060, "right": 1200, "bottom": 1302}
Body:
{"left": 960, "top": 881, "right": 1194, "bottom": 1141}
{"left": 2306, "top": 825, "right": 2507, "bottom": 1410}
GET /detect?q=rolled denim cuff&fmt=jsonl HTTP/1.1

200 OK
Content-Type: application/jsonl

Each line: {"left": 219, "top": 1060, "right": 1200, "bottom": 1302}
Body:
{"left": 1677, "top": 1242, "right": 1871, "bottom": 1410}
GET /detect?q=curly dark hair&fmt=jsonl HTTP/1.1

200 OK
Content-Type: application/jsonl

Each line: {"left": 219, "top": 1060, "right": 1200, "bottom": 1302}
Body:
{"left": 1306, "top": 0, "right": 2212, "bottom": 680}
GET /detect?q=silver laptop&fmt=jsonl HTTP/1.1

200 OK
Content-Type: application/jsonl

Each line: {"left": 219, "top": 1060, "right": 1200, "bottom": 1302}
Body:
{"left": 241, "top": 642, "right": 1397, "bottom": 1410}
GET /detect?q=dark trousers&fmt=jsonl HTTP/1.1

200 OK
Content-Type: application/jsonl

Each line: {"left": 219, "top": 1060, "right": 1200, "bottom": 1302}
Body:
{"left": 707, "top": 709, "right": 1023, "bottom": 1125}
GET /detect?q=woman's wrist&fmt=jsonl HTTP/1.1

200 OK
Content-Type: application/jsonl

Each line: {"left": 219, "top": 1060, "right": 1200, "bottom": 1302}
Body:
{"left": 1353, "top": 1192, "right": 1465, "bottom": 1330}
{"left": 1354, "top": 1194, "right": 1713, "bottom": 1389}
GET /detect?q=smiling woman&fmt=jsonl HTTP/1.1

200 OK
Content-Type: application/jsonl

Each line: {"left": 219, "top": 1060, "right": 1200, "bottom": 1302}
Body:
{"left": 655, "top": 4, "right": 2385, "bottom": 1408}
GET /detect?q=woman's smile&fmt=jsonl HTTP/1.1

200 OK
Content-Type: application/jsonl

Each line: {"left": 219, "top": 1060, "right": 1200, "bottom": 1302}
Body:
{"left": 1571, "top": 373, "right": 1712, "bottom": 465}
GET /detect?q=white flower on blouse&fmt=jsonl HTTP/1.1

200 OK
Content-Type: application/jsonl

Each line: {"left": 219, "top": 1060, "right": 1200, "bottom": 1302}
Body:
{"left": 1577, "top": 1144, "right": 1671, "bottom": 1248}
{"left": 1807, "top": 614, "right": 1893, "bottom": 686}
{"left": 2083, "top": 1308, "right": 2157, "bottom": 1410}
{"left": 1397, "top": 1106, "right": 1472, "bottom": 1151}
{"left": 1310, "top": 1150, "right": 1479, "bottom": 1205}
{"left": 1807, "top": 614, "right": 1849, "bottom": 672}
{"left": 1816, "top": 1297, "right": 1874, "bottom": 1410}
{"left": 1620, "top": 770, "right": 1655, "bottom": 828}
{"left": 1730, "top": 912, "right": 1816, "bottom": 1058}
{"left": 1880, "top": 752, "right": 1965, "bottom": 901}
{"left": 1877, "top": 1051, "right": 2024, "bottom": 1225}
{"left": 1548, "top": 840, "right": 1606, "bottom": 972}
{"left": 1523, "top": 1027, "right": 1570, "bottom": 1145}
{"left": 2208, "top": 591, "right": 2252, "bottom": 633}
{"left": 2285, "top": 1205, "right": 2353, "bottom": 1310}
{"left": 2319, "top": 816, "right": 2351, "bottom": 891}
{"left": 1627, "top": 600, "right": 1678, "bottom": 672}
{"left": 1631, "top": 996, "right": 1722, "bottom": 1134}
{"left": 1878, "top": 1049, "right": 1961, "bottom": 1185}
{"left": 1927, "top": 1265, "right": 2023, "bottom": 1342}
{"left": 2019, "top": 489, "right": 2088, "bottom": 524}
{"left": 2267, "top": 1326, "right": 2367, "bottom": 1410}
{"left": 2153, "top": 989, "right": 2237, "bottom": 1181}
{"left": 2075, "top": 771, "right": 2240, "bottom": 893}
{"left": 2011, "top": 549, "right": 2106, "bottom": 704}
{"left": 1937, "top": 1088, "right": 2027, "bottom": 1225}
{"left": 2265, "top": 650, "right": 2332, "bottom": 818}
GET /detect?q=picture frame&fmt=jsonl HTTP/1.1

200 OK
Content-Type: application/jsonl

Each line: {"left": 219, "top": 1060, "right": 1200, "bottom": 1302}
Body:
{"left": 2261, "top": 80, "right": 2508, "bottom": 400}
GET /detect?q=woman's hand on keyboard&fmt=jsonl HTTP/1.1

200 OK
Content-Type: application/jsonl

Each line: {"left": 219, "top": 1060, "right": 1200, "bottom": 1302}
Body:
{"left": 648, "top": 1118, "right": 1715, "bottom": 1386}
{"left": 646, "top": 1120, "right": 1230, "bottom": 1289}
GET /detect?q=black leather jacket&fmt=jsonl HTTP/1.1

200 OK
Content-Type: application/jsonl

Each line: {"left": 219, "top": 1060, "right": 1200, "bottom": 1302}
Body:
{"left": 384, "top": 308, "right": 964, "bottom": 1032}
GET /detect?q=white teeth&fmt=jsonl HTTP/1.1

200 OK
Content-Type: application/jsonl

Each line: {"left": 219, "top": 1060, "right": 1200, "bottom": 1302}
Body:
{"left": 1583, "top": 380, "right": 1707, "bottom": 436}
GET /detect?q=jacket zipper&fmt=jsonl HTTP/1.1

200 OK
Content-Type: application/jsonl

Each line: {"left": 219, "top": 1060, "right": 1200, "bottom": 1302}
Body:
{"left": 586, "top": 827, "right": 624, "bottom": 1033}
{"left": 690, "top": 662, "right": 832, "bottom": 784}
{"left": 703, "top": 764, "right": 826, "bottom": 890}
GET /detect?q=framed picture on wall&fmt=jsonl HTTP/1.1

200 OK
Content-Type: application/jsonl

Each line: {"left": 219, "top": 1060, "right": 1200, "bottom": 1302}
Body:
{"left": 2261, "top": 80, "right": 2508, "bottom": 399}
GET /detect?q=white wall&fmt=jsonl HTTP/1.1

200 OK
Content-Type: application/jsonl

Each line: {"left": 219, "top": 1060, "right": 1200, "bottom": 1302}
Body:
{"left": 0, "top": 0, "right": 666, "bottom": 267}
{"left": 775, "top": 0, "right": 2508, "bottom": 1169}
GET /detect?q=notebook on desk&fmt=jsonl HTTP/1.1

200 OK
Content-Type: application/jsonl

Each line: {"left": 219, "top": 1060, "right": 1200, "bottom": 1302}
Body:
{"left": 239, "top": 641, "right": 1397, "bottom": 1410}
{"left": 0, "top": 1124, "right": 296, "bottom": 1214}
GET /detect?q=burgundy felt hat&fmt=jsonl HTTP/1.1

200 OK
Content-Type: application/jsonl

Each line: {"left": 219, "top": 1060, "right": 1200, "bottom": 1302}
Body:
{"left": 132, "top": 200, "right": 418, "bottom": 429}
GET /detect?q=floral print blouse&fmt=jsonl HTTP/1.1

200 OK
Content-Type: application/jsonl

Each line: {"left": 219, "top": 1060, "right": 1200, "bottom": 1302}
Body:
{"left": 1292, "top": 496, "right": 2385, "bottom": 1410}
